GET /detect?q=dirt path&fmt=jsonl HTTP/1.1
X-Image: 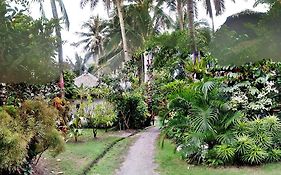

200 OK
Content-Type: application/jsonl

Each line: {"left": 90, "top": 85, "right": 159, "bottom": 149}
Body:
{"left": 115, "top": 126, "right": 160, "bottom": 175}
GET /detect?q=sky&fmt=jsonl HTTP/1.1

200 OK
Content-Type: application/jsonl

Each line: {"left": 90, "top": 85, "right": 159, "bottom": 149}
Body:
{"left": 29, "top": 0, "right": 269, "bottom": 63}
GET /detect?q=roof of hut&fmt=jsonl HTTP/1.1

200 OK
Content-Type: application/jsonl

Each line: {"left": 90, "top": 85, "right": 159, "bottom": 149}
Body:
{"left": 74, "top": 73, "right": 99, "bottom": 88}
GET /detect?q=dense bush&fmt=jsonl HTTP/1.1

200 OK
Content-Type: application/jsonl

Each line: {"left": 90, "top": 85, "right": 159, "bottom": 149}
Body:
{"left": 158, "top": 60, "right": 281, "bottom": 166}
{"left": 100, "top": 61, "right": 150, "bottom": 130}
{"left": 109, "top": 90, "right": 148, "bottom": 130}
{"left": 0, "top": 99, "right": 64, "bottom": 174}
{"left": 63, "top": 70, "right": 78, "bottom": 99}
{"left": 4, "top": 82, "right": 60, "bottom": 106}
{"left": 90, "top": 101, "right": 116, "bottom": 137}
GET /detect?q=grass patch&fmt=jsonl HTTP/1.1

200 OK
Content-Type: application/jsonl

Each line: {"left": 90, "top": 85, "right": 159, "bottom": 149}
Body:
{"left": 88, "top": 136, "right": 136, "bottom": 175}
{"left": 42, "top": 129, "right": 121, "bottom": 175}
{"left": 156, "top": 139, "right": 281, "bottom": 175}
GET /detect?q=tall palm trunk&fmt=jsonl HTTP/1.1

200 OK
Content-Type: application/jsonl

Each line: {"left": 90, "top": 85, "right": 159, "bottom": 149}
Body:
{"left": 187, "top": 0, "right": 197, "bottom": 63}
{"left": 115, "top": 0, "right": 129, "bottom": 62}
{"left": 50, "top": 0, "right": 63, "bottom": 70}
{"left": 206, "top": 0, "right": 215, "bottom": 33}
{"left": 211, "top": 15, "right": 215, "bottom": 33}
{"left": 51, "top": 0, "right": 64, "bottom": 97}
{"left": 176, "top": 0, "right": 184, "bottom": 30}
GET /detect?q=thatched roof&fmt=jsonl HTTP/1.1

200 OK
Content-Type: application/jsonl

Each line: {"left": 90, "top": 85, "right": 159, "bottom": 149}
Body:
{"left": 74, "top": 73, "right": 99, "bottom": 88}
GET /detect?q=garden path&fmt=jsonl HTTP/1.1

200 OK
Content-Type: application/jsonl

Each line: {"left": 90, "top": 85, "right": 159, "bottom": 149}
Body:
{"left": 115, "top": 126, "right": 160, "bottom": 175}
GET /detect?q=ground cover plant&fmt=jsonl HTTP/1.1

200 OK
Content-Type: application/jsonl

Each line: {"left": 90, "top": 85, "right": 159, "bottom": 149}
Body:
{"left": 156, "top": 139, "right": 281, "bottom": 175}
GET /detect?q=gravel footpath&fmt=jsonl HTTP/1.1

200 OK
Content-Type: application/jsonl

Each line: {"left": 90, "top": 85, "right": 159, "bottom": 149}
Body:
{"left": 115, "top": 126, "right": 160, "bottom": 175}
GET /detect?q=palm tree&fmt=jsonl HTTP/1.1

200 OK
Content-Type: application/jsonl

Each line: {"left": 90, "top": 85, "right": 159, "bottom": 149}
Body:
{"left": 101, "top": 0, "right": 173, "bottom": 64}
{"left": 176, "top": 0, "right": 186, "bottom": 30}
{"left": 74, "top": 15, "right": 108, "bottom": 65}
{"left": 34, "top": 0, "right": 69, "bottom": 70}
{"left": 203, "top": 0, "right": 215, "bottom": 32}
{"left": 203, "top": 0, "right": 235, "bottom": 33}
{"left": 187, "top": 0, "right": 197, "bottom": 62}
{"left": 156, "top": 0, "right": 187, "bottom": 30}
{"left": 81, "top": 0, "right": 130, "bottom": 63}
{"left": 123, "top": 0, "right": 174, "bottom": 50}
{"left": 77, "top": 0, "right": 173, "bottom": 72}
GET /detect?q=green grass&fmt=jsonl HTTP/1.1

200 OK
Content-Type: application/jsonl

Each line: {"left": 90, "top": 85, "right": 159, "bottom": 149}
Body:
{"left": 43, "top": 129, "right": 121, "bottom": 175}
{"left": 156, "top": 139, "right": 281, "bottom": 175}
{"left": 88, "top": 136, "right": 136, "bottom": 175}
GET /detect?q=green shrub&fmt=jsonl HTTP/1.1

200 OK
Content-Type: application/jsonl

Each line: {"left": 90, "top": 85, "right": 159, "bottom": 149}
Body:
{"left": 110, "top": 90, "right": 148, "bottom": 129}
{"left": 234, "top": 135, "right": 253, "bottom": 155}
{"left": 214, "top": 144, "right": 235, "bottom": 163}
{"left": 0, "top": 109, "right": 29, "bottom": 172}
{"left": 242, "top": 145, "right": 268, "bottom": 165}
{"left": 0, "top": 99, "right": 65, "bottom": 174}
{"left": 159, "top": 66, "right": 281, "bottom": 166}
{"left": 267, "top": 149, "right": 281, "bottom": 162}
{"left": 89, "top": 101, "right": 116, "bottom": 137}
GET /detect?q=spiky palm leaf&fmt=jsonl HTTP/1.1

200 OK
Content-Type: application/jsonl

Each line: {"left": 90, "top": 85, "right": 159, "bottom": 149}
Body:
{"left": 191, "top": 106, "right": 218, "bottom": 133}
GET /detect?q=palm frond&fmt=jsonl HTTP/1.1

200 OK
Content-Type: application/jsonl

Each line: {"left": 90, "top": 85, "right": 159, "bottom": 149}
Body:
{"left": 56, "top": 0, "right": 69, "bottom": 30}
{"left": 213, "top": 0, "right": 225, "bottom": 15}
{"left": 201, "top": 81, "right": 215, "bottom": 100}
{"left": 39, "top": 1, "right": 46, "bottom": 18}
{"left": 191, "top": 106, "right": 218, "bottom": 133}
{"left": 216, "top": 131, "right": 235, "bottom": 144}
{"left": 80, "top": 0, "right": 99, "bottom": 9}
{"left": 224, "top": 111, "right": 244, "bottom": 129}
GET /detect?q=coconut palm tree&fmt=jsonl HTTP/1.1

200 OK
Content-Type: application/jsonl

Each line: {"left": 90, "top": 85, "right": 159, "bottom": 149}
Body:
{"left": 73, "top": 15, "right": 108, "bottom": 65}
{"left": 157, "top": 0, "right": 187, "bottom": 30}
{"left": 123, "top": 0, "right": 174, "bottom": 50}
{"left": 187, "top": 0, "right": 197, "bottom": 62}
{"left": 203, "top": 0, "right": 235, "bottom": 33}
{"left": 34, "top": 0, "right": 69, "bottom": 70}
{"left": 100, "top": 0, "right": 173, "bottom": 61}
{"left": 81, "top": 0, "right": 130, "bottom": 63}
{"left": 176, "top": 0, "right": 186, "bottom": 30}
{"left": 77, "top": 0, "right": 173, "bottom": 72}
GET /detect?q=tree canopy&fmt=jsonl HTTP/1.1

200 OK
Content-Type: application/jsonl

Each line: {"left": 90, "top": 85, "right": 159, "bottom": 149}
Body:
{"left": 0, "top": 1, "right": 60, "bottom": 83}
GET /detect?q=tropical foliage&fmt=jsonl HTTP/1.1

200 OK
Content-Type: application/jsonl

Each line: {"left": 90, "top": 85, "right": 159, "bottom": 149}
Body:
{"left": 155, "top": 58, "right": 281, "bottom": 165}
{"left": 0, "top": 1, "right": 60, "bottom": 83}
{"left": 0, "top": 99, "right": 64, "bottom": 174}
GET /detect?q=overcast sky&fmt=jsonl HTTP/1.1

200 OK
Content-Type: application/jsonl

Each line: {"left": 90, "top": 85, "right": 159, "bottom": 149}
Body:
{"left": 30, "top": 0, "right": 269, "bottom": 63}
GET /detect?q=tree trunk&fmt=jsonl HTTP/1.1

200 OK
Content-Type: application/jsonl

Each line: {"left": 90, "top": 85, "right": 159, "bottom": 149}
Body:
{"left": 51, "top": 0, "right": 64, "bottom": 97}
{"left": 50, "top": 0, "right": 63, "bottom": 70}
{"left": 206, "top": 0, "right": 215, "bottom": 33}
{"left": 187, "top": 0, "right": 197, "bottom": 63}
{"left": 138, "top": 54, "right": 144, "bottom": 85}
{"left": 211, "top": 15, "right": 215, "bottom": 33}
{"left": 93, "top": 128, "right": 97, "bottom": 138}
{"left": 176, "top": 0, "right": 184, "bottom": 30}
{"left": 116, "top": 0, "right": 129, "bottom": 63}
